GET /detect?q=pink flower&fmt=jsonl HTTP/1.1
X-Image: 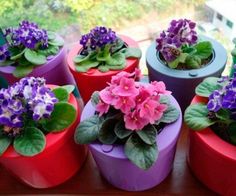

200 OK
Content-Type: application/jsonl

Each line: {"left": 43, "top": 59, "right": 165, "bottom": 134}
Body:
{"left": 114, "top": 96, "right": 135, "bottom": 113}
{"left": 134, "top": 68, "right": 142, "bottom": 80}
{"left": 148, "top": 81, "right": 171, "bottom": 95}
{"left": 95, "top": 101, "right": 110, "bottom": 117}
{"left": 136, "top": 86, "right": 151, "bottom": 106}
{"left": 112, "top": 77, "right": 139, "bottom": 97}
{"left": 124, "top": 110, "right": 149, "bottom": 131}
{"left": 111, "top": 71, "right": 132, "bottom": 85}
{"left": 152, "top": 103, "right": 168, "bottom": 123}
{"left": 139, "top": 98, "right": 159, "bottom": 123}
{"left": 99, "top": 87, "right": 117, "bottom": 105}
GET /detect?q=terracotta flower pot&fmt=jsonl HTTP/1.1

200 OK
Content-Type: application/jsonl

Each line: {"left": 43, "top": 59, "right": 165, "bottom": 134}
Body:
{"left": 187, "top": 96, "right": 236, "bottom": 195}
{"left": 81, "top": 95, "right": 182, "bottom": 191}
{"left": 67, "top": 35, "right": 140, "bottom": 104}
{"left": 0, "top": 92, "right": 88, "bottom": 188}
{"left": 146, "top": 35, "right": 227, "bottom": 111}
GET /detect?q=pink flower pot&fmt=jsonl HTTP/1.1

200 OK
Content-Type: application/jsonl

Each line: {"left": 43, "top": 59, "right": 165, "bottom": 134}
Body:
{"left": 187, "top": 96, "right": 236, "bottom": 195}
{"left": 67, "top": 35, "right": 140, "bottom": 104}
{"left": 81, "top": 95, "right": 182, "bottom": 191}
{"left": 0, "top": 93, "right": 88, "bottom": 188}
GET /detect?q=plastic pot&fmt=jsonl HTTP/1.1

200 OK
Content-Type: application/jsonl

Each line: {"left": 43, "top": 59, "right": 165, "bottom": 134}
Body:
{"left": 146, "top": 35, "right": 227, "bottom": 111}
{"left": 67, "top": 35, "right": 140, "bottom": 104}
{"left": 0, "top": 92, "right": 88, "bottom": 188}
{"left": 81, "top": 95, "right": 182, "bottom": 191}
{"left": 187, "top": 96, "right": 236, "bottom": 195}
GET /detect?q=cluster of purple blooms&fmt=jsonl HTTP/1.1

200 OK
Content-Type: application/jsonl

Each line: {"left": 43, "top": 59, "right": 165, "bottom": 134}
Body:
{"left": 156, "top": 19, "right": 198, "bottom": 62}
{"left": 4, "top": 20, "right": 48, "bottom": 50}
{"left": 0, "top": 77, "right": 58, "bottom": 135}
{"left": 0, "top": 45, "right": 10, "bottom": 61}
{"left": 207, "top": 74, "right": 236, "bottom": 119}
{"left": 80, "top": 26, "right": 117, "bottom": 50}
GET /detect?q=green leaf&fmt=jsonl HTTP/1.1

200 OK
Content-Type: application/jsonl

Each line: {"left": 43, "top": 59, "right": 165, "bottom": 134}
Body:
{"left": 13, "top": 127, "right": 46, "bottom": 156}
{"left": 13, "top": 65, "right": 34, "bottom": 78}
{"left": 0, "top": 60, "right": 14, "bottom": 67}
{"left": 178, "top": 53, "right": 188, "bottom": 63}
{"left": 91, "top": 91, "right": 100, "bottom": 106}
{"left": 194, "top": 41, "right": 213, "bottom": 59}
{"left": 228, "top": 123, "right": 236, "bottom": 144}
{"left": 52, "top": 87, "right": 69, "bottom": 102}
{"left": 167, "top": 57, "right": 180, "bottom": 69}
{"left": 61, "top": 85, "right": 75, "bottom": 94}
{"left": 185, "top": 55, "right": 201, "bottom": 68}
{"left": 96, "top": 45, "right": 111, "bottom": 61}
{"left": 112, "top": 38, "right": 124, "bottom": 53}
{"left": 98, "top": 118, "right": 118, "bottom": 144}
{"left": 216, "top": 109, "right": 231, "bottom": 122}
{"left": 74, "top": 115, "right": 103, "bottom": 144}
{"left": 24, "top": 49, "right": 47, "bottom": 65}
{"left": 42, "top": 102, "right": 76, "bottom": 132}
{"left": 184, "top": 103, "right": 215, "bottom": 130}
{"left": 124, "top": 134, "right": 158, "bottom": 170}
{"left": 98, "top": 63, "right": 125, "bottom": 72}
{"left": 182, "top": 46, "right": 196, "bottom": 54}
{"left": 75, "top": 60, "right": 99, "bottom": 72}
{"left": 38, "top": 45, "right": 59, "bottom": 56}
{"left": 106, "top": 52, "right": 126, "bottom": 66}
{"left": 47, "top": 31, "right": 56, "bottom": 40}
{"left": 48, "top": 36, "right": 64, "bottom": 46}
{"left": 195, "top": 77, "right": 221, "bottom": 97}
{"left": 10, "top": 48, "right": 26, "bottom": 60}
{"left": 98, "top": 65, "right": 109, "bottom": 72}
{"left": 158, "top": 105, "right": 180, "bottom": 124}
{"left": 124, "top": 48, "right": 142, "bottom": 58}
{"left": 114, "top": 120, "right": 132, "bottom": 139}
{"left": 159, "top": 95, "right": 170, "bottom": 105}
{"left": 74, "top": 54, "right": 89, "bottom": 63}
{"left": 136, "top": 124, "right": 157, "bottom": 145}
{"left": 0, "top": 135, "right": 11, "bottom": 155}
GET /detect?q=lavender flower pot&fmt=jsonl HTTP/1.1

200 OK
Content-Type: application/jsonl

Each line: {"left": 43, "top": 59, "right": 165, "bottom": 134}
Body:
{"left": 81, "top": 95, "right": 182, "bottom": 191}
{"left": 146, "top": 35, "right": 227, "bottom": 111}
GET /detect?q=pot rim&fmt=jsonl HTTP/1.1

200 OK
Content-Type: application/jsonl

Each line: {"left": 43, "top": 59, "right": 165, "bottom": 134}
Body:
{"left": 146, "top": 35, "right": 227, "bottom": 79}
{"left": 190, "top": 95, "right": 236, "bottom": 161}
{"left": 2, "top": 84, "right": 79, "bottom": 158}
{"left": 67, "top": 35, "right": 140, "bottom": 77}
{"left": 81, "top": 94, "right": 182, "bottom": 159}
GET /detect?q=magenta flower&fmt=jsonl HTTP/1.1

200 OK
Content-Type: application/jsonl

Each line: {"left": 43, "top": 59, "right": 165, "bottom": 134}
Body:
{"left": 147, "top": 81, "right": 171, "bottom": 95}
{"left": 99, "top": 87, "right": 117, "bottom": 105}
{"left": 139, "top": 98, "right": 159, "bottom": 123}
{"left": 124, "top": 110, "right": 149, "bottom": 130}
{"left": 112, "top": 77, "right": 139, "bottom": 97}
{"left": 152, "top": 103, "right": 168, "bottom": 122}
{"left": 96, "top": 101, "right": 110, "bottom": 117}
{"left": 136, "top": 86, "right": 152, "bottom": 105}
{"left": 114, "top": 96, "right": 135, "bottom": 114}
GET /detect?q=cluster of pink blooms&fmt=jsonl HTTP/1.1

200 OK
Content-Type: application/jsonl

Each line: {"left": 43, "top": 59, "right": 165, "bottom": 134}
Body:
{"left": 95, "top": 69, "right": 171, "bottom": 131}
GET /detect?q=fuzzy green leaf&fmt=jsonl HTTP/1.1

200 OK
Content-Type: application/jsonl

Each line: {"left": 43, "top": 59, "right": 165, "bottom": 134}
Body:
{"left": 159, "top": 95, "right": 170, "bottom": 105}
{"left": 61, "top": 85, "right": 75, "bottom": 94}
{"left": 158, "top": 105, "right": 180, "bottom": 124}
{"left": 98, "top": 118, "right": 118, "bottom": 144}
{"left": 106, "top": 52, "right": 126, "bottom": 66}
{"left": 195, "top": 77, "right": 220, "bottom": 97}
{"left": 112, "top": 38, "right": 124, "bottom": 53}
{"left": 13, "top": 127, "right": 46, "bottom": 156}
{"left": 75, "top": 115, "right": 103, "bottom": 144}
{"left": 42, "top": 103, "right": 76, "bottom": 132}
{"left": 0, "top": 134, "right": 11, "bottom": 155}
{"left": 91, "top": 91, "right": 100, "bottom": 106}
{"left": 52, "top": 87, "right": 69, "bottom": 102}
{"left": 114, "top": 120, "right": 132, "bottom": 139}
{"left": 0, "top": 60, "right": 14, "bottom": 66}
{"left": 38, "top": 45, "right": 59, "bottom": 56}
{"left": 124, "top": 48, "right": 142, "bottom": 58}
{"left": 10, "top": 48, "right": 26, "bottom": 60}
{"left": 75, "top": 60, "right": 99, "bottom": 72}
{"left": 47, "top": 31, "right": 56, "bottom": 40}
{"left": 185, "top": 55, "right": 201, "bottom": 68}
{"left": 24, "top": 49, "right": 47, "bottom": 65}
{"left": 137, "top": 124, "right": 157, "bottom": 145}
{"left": 167, "top": 58, "right": 180, "bottom": 69}
{"left": 184, "top": 103, "right": 215, "bottom": 130}
{"left": 194, "top": 41, "right": 213, "bottom": 59}
{"left": 74, "top": 55, "right": 89, "bottom": 63}
{"left": 124, "top": 134, "right": 158, "bottom": 170}
{"left": 98, "top": 65, "right": 110, "bottom": 72}
{"left": 48, "top": 36, "right": 64, "bottom": 46}
{"left": 96, "top": 45, "right": 110, "bottom": 61}
{"left": 13, "top": 65, "right": 34, "bottom": 78}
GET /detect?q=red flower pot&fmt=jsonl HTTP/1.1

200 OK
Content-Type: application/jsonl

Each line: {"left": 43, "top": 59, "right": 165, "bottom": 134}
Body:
{"left": 0, "top": 92, "right": 88, "bottom": 188}
{"left": 67, "top": 35, "right": 140, "bottom": 104}
{"left": 187, "top": 96, "right": 236, "bottom": 195}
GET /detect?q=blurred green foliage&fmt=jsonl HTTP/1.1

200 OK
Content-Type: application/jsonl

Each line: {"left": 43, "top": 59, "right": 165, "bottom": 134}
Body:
{"left": 0, "top": 0, "right": 205, "bottom": 33}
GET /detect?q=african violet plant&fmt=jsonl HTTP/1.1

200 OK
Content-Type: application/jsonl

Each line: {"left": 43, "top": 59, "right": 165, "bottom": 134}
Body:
{"left": 0, "top": 77, "right": 76, "bottom": 156}
{"left": 73, "top": 26, "right": 142, "bottom": 72}
{"left": 185, "top": 72, "right": 236, "bottom": 145}
{"left": 0, "top": 20, "right": 64, "bottom": 78}
{"left": 156, "top": 19, "right": 213, "bottom": 69}
{"left": 75, "top": 70, "right": 179, "bottom": 169}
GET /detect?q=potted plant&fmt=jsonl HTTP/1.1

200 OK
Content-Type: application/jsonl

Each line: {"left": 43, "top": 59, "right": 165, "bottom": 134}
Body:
{"left": 75, "top": 70, "right": 182, "bottom": 191}
{"left": 67, "top": 26, "right": 142, "bottom": 104}
{"left": 184, "top": 73, "right": 236, "bottom": 195}
{"left": 146, "top": 18, "right": 227, "bottom": 111}
{"left": 0, "top": 20, "right": 78, "bottom": 89}
{"left": 0, "top": 77, "right": 87, "bottom": 188}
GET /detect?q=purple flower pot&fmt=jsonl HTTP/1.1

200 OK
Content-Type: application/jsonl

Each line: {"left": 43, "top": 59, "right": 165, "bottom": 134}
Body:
{"left": 81, "top": 95, "right": 182, "bottom": 191}
{"left": 146, "top": 35, "right": 227, "bottom": 111}
{"left": 0, "top": 46, "right": 75, "bottom": 86}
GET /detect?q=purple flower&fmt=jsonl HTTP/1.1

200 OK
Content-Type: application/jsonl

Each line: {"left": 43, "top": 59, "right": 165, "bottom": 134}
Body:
{"left": 207, "top": 90, "right": 222, "bottom": 112}
{"left": 80, "top": 26, "right": 118, "bottom": 50}
{"left": 0, "top": 45, "right": 10, "bottom": 61}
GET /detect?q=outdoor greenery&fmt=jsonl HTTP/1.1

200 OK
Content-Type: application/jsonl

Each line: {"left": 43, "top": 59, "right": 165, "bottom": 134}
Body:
{"left": 0, "top": 0, "right": 206, "bottom": 34}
